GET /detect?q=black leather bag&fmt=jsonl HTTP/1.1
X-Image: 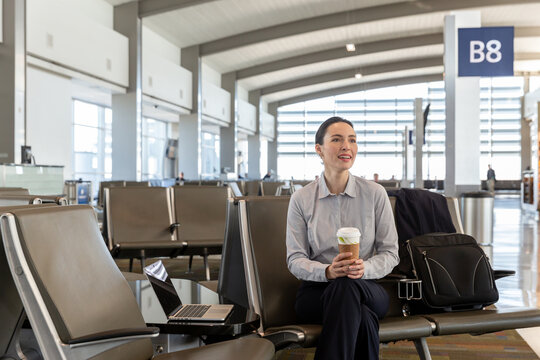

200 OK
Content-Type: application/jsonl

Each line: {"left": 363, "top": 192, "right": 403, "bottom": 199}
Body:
{"left": 407, "top": 233, "right": 498, "bottom": 311}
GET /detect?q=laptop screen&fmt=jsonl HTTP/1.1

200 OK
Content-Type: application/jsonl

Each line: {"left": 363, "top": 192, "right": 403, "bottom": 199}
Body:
{"left": 144, "top": 261, "right": 182, "bottom": 315}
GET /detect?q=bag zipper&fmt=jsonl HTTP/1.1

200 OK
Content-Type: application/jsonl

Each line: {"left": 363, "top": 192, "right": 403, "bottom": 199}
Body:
{"left": 406, "top": 240, "right": 418, "bottom": 278}
{"left": 422, "top": 251, "right": 437, "bottom": 294}
{"left": 483, "top": 254, "right": 494, "bottom": 286}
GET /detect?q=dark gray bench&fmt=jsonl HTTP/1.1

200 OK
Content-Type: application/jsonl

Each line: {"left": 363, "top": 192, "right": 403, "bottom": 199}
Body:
{"left": 226, "top": 195, "right": 540, "bottom": 359}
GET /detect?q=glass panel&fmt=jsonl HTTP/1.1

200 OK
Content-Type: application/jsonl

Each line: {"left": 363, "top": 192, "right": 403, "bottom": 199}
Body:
{"left": 73, "top": 125, "right": 99, "bottom": 153}
{"left": 142, "top": 117, "right": 168, "bottom": 179}
{"left": 72, "top": 100, "right": 114, "bottom": 199}
{"left": 73, "top": 100, "right": 99, "bottom": 127}
{"left": 201, "top": 131, "right": 220, "bottom": 178}
{"left": 277, "top": 78, "right": 522, "bottom": 180}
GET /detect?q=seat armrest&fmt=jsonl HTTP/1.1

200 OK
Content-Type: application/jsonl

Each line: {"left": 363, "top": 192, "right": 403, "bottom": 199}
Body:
{"left": 262, "top": 329, "right": 304, "bottom": 349}
{"left": 169, "top": 223, "right": 181, "bottom": 234}
{"left": 493, "top": 269, "right": 516, "bottom": 280}
{"left": 379, "top": 273, "right": 408, "bottom": 281}
{"left": 68, "top": 326, "right": 159, "bottom": 346}
{"left": 264, "top": 324, "right": 321, "bottom": 348}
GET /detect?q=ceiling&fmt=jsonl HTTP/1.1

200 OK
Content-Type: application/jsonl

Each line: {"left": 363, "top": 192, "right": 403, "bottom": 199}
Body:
{"left": 108, "top": 0, "right": 540, "bottom": 106}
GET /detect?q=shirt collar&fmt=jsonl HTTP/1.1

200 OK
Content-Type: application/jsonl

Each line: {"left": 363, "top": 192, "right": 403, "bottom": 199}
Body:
{"left": 318, "top": 171, "right": 357, "bottom": 199}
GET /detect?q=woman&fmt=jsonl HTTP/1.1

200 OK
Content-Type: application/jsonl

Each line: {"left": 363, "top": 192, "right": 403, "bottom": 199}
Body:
{"left": 286, "top": 116, "right": 399, "bottom": 360}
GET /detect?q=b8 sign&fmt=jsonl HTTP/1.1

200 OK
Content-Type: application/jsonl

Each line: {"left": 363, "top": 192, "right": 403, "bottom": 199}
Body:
{"left": 458, "top": 27, "right": 514, "bottom": 77}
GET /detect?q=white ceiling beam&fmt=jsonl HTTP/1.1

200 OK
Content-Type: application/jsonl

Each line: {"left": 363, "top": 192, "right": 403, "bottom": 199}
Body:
{"left": 236, "top": 33, "right": 442, "bottom": 80}
{"left": 274, "top": 74, "right": 444, "bottom": 108}
{"left": 236, "top": 26, "right": 540, "bottom": 80}
{"left": 138, "top": 0, "right": 219, "bottom": 17}
{"left": 514, "top": 27, "right": 540, "bottom": 37}
{"left": 199, "top": 0, "right": 539, "bottom": 55}
{"left": 516, "top": 53, "right": 540, "bottom": 60}
{"left": 260, "top": 57, "right": 443, "bottom": 95}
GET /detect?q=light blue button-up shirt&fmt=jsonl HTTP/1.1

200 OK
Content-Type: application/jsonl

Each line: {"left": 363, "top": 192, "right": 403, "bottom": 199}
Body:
{"left": 286, "top": 173, "right": 399, "bottom": 282}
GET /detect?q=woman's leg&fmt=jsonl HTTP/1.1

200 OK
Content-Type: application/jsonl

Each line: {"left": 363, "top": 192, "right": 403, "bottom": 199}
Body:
{"left": 315, "top": 278, "right": 389, "bottom": 360}
{"left": 354, "top": 280, "right": 389, "bottom": 360}
{"left": 295, "top": 280, "right": 328, "bottom": 324}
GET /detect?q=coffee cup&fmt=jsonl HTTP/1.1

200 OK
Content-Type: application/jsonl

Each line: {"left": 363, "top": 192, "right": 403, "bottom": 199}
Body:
{"left": 337, "top": 227, "right": 360, "bottom": 260}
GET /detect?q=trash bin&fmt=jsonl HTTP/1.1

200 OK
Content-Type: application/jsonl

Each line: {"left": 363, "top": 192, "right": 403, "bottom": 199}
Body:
{"left": 64, "top": 180, "right": 92, "bottom": 205}
{"left": 461, "top": 191, "right": 494, "bottom": 245}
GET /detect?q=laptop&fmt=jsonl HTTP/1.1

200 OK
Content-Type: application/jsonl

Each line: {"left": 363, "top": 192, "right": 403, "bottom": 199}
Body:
{"left": 143, "top": 260, "right": 233, "bottom": 322}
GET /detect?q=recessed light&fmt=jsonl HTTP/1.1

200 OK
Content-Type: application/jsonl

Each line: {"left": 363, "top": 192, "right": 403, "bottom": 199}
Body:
{"left": 346, "top": 43, "right": 356, "bottom": 52}
{"left": 355, "top": 73, "right": 362, "bottom": 79}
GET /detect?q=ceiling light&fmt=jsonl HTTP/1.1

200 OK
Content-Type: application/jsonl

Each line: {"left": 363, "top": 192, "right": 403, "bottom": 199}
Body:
{"left": 346, "top": 43, "right": 356, "bottom": 52}
{"left": 355, "top": 73, "right": 362, "bottom": 79}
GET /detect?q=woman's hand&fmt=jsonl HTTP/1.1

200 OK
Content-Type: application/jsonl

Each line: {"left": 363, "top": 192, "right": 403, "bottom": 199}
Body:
{"left": 325, "top": 253, "right": 362, "bottom": 280}
{"left": 346, "top": 259, "right": 364, "bottom": 279}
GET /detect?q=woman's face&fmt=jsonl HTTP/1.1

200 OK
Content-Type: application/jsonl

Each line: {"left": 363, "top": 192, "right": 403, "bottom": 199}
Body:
{"left": 315, "top": 122, "right": 357, "bottom": 173}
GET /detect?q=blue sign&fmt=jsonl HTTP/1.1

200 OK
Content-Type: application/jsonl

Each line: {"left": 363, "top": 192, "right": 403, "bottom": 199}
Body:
{"left": 77, "top": 183, "right": 90, "bottom": 204}
{"left": 458, "top": 27, "right": 514, "bottom": 77}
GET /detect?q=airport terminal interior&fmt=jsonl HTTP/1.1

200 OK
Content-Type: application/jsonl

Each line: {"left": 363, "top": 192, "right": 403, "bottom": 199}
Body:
{"left": 3, "top": 0, "right": 540, "bottom": 359}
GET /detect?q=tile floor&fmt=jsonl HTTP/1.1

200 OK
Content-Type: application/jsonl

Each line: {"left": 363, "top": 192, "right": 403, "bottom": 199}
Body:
{"left": 490, "top": 195, "right": 540, "bottom": 356}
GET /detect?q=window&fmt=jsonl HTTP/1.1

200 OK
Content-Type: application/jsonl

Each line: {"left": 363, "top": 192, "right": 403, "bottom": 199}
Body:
{"left": 72, "top": 100, "right": 112, "bottom": 198}
{"left": 201, "top": 131, "right": 220, "bottom": 179}
{"left": 141, "top": 117, "right": 168, "bottom": 180}
{"left": 277, "top": 78, "right": 523, "bottom": 180}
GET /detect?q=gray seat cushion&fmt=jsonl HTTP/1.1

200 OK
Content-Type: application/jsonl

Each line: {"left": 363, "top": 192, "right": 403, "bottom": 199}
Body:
{"left": 379, "top": 316, "right": 433, "bottom": 342}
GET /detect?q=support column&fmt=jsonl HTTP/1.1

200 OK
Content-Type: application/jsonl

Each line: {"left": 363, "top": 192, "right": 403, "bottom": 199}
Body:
{"left": 401, "top": 127, "right": 409, "bottom": 188}
{"left": 414, "top": 98, "right": 423, "bottom": 188}
{"left": 267, "top": 103, "right": 279, "bottom": 176}
{"left": 0, "top": 0, "right": 26, "bottom": 164}
{"left": 248, "top": 90, "right": 261, "bottom": 179}
{"left": 112, "top": 2, "right": 141, "bottom": 180}
{"left": 179, "top": 45, "right": 202, "bottom": 179}
{"left": 220, "top": 72, "right": 237, "bottom": 176}
{"left": 521, "top": 76, "right": 531, "bottom": 173}
{"left": 444, "top": 12, "right": 482, "bottom": 197}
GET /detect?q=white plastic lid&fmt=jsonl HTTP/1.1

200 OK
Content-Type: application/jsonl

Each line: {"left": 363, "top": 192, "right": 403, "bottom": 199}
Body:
{"left": 336, "top": 227, "right": 361, "bottom": 237}
{"left": 336, "top": 227, "right": 361, "bottom": 244}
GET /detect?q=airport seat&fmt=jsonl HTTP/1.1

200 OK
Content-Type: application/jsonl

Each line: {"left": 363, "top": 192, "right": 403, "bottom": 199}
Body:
{"left": 97, "top": 180, "right": 125, "bottom": 208}
{"left": 0, "top": 204, "right": 59, "bottom": 359}
{"left": 216, "top": 197, "right": 252, "bottom": 308}
{"left": 125, "top": 181, "right": 151, "bottom": 187}
{"left": 228, "top": 182, "right": 244, "bottom": 197}
{"left": 0, "top": 195, "right": 43, "bottom": 206}
{"left": 237, "top": 197, "right": 434, "bottom": 352}
{"left": 36, "top": 195, "right": 69, "bottom": 205}
{"left": 182, "top": 180, "right": 222, "bottom": 186}
{"left": 290, "top": 180, "right": 312, "bottom": 188}
{"left": 105, "top": 187, "right": 184, "bottom": 271}
{"left": 275, "top": 185, "right": 293, "bottom": 196}
{"left": 377, "top": 180, "right": 400, "bottom": 190}
{"left": 172, "top": 186, "right": 228, "bottom": 281}
{"left": 0, "top": 205, "right": 274, "bottom": 360}
{"left": 244, "top": 180, "right": 262, "bottom": 196}
{"left": 260, "top": 181, "right": 285, "bottom": 196}
{"left": 0, "top": 187, "right": 29, "bottom": 196}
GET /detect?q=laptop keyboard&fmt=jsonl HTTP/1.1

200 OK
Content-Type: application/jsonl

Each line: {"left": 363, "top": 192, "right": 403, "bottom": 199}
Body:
{"left": 172, "top": 305, "right": 211, "bottom": 319}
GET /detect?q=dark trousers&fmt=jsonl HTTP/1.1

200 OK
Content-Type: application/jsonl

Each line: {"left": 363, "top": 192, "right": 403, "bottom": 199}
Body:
{"left": 295, "top": 277, "right": 389, "bottom": 360}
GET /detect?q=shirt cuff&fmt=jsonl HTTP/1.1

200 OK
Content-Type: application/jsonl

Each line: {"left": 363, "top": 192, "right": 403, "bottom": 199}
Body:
{"left": 362, "top": 260, "right": 374, "bottom": 280}
{"left": 313, "top": 262, "right": 330, "bottom": 282}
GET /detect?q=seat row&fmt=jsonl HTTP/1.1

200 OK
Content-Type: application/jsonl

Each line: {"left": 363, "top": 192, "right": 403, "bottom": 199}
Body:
{"left": 0, "top": 203, "right": 275, "bottom": 359}
{"left": 103, "top": 185, "right": 229, "bottom": 280}
{"left": 216, "top": 194, "right": 540, "bottom": 359}
{"left": 3, "top": 188, "right": 539, "bottom": 359}
{"left": 229, "top": 180, "right": 307, "bottom": 197}
{"left": 0, "top": 187, "right": 68, "bottom": 206}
